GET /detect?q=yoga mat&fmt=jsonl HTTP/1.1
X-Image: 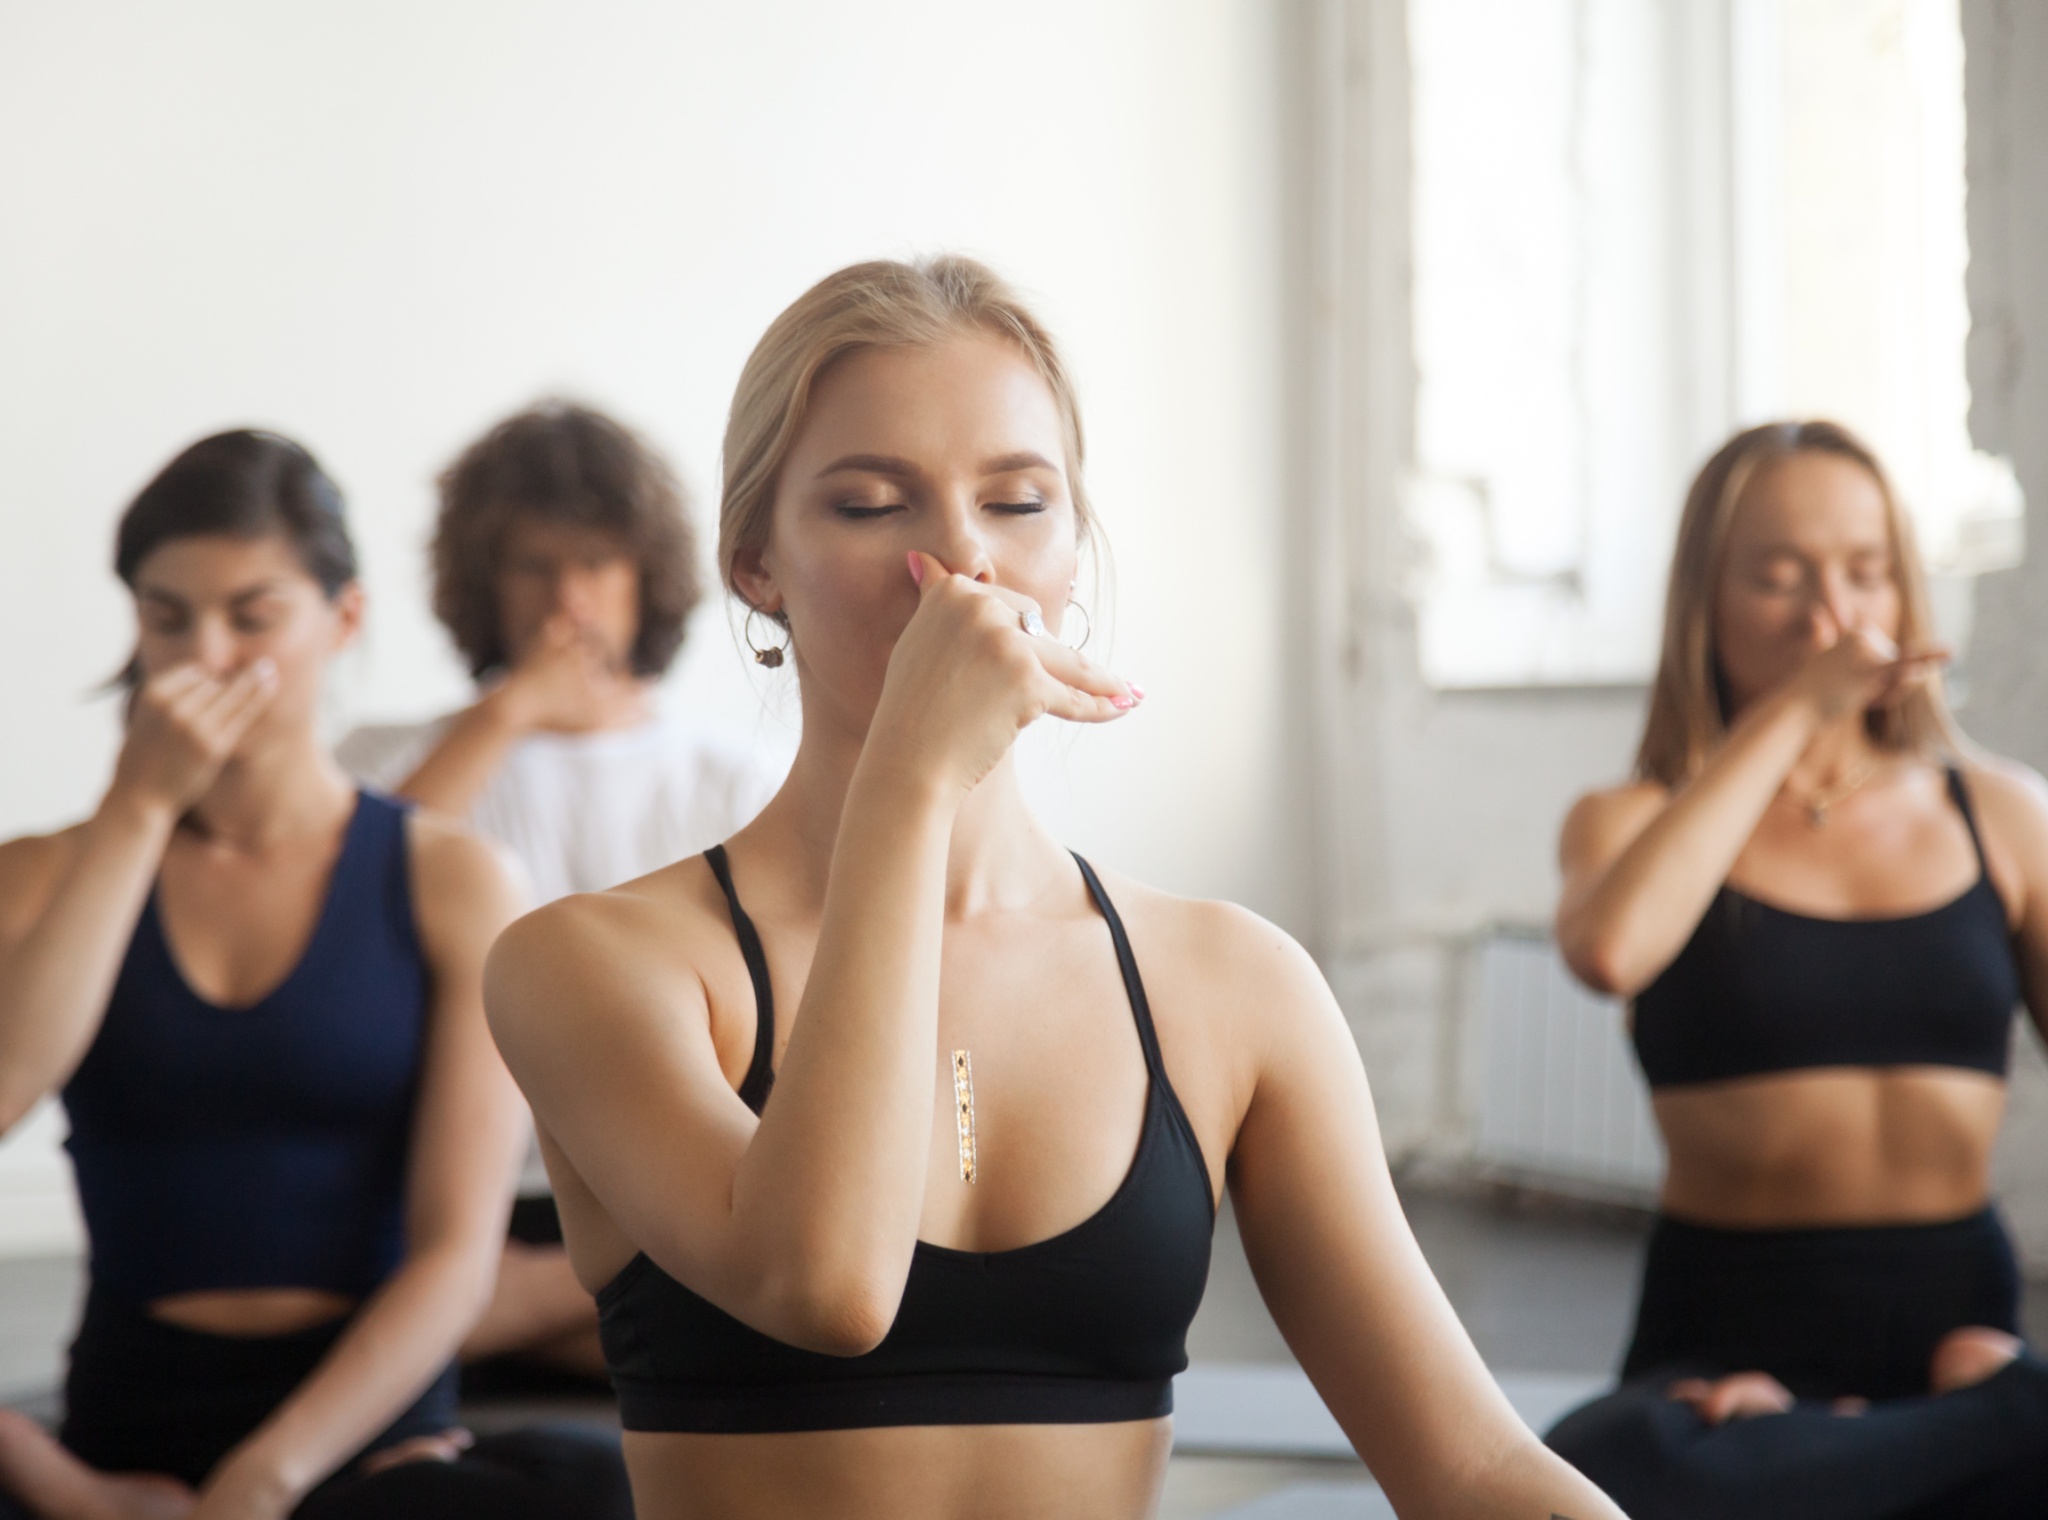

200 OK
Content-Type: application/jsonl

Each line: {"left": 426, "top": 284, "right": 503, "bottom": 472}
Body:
{"left": 1172, "top": 1363, "right": 1609, "bottom": 1457}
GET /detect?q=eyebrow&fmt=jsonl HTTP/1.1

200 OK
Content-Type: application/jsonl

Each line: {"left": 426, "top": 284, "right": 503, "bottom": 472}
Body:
{"left": 813, "top": 450, "right": 1062, "bottom": 481}
{"left": 137, "top": 580, "right": 290, "bottom": 608}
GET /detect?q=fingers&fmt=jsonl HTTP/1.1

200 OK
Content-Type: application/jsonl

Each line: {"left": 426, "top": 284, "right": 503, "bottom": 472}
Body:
{"left": 1031, "top": 639, "right": 1137, "bottom": 706}
{"left": 202, "top": 659, "right": 280, "bottom": 747}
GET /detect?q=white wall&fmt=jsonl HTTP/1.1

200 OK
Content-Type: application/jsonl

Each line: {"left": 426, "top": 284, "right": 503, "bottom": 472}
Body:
{"left": 0, "top": 0, "right": 1305, "bottom": 1252}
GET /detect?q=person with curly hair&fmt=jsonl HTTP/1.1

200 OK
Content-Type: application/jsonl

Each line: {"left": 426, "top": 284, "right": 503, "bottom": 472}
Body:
{"left": 341, "top": 402, "right": 783, "bottom": 1385}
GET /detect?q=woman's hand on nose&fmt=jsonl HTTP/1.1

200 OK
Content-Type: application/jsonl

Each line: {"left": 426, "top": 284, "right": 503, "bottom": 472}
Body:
{"left": 1788, "top": 624, "right": 1949, "bottom": 722}
{"left": 869, "top": 551, "right": 1141, "bottom": 798}
{"left": 109, "top": 659, "right": 280, "bottom": 820}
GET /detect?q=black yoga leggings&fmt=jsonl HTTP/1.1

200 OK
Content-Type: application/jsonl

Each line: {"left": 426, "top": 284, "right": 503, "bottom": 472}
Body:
{"left": 0, "top": 1287, "right": 632, "bottom": 1520}
{"left": 1546, "top": 1209, "right": 2048, "bottom": 1519}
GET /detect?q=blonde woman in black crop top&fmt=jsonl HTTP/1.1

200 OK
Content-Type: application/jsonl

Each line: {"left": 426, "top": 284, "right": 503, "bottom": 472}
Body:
{"left": 1547, "top": 422, "right": 2048, "bottom": 1516}
{"left": 483, "top": 258, "right": 1625, "bottom": 1520}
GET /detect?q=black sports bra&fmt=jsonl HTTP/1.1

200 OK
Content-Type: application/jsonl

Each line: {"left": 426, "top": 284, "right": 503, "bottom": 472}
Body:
{"left": 1633, "top": 768, "right": 2021, "bottom": 1089}
{"left": 595, "top": 846, "right": 1217, "bottom": 1433}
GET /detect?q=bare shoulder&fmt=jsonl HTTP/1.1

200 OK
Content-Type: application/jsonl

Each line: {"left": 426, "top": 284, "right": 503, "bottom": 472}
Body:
{"left": 1561, "top": 779, "right": 1669, "bottom": 866}
{"left": 0, "top": 826, "right": 88, "bottom": 942}
{"left": 400, "top": 808, "right": 527, "bottom": 972}
{"left": 1959, "top": 754, "right": 2048, "bottom": 820}
{"left": 484, "top": 857, "right": 734, "bottom": 1048}
{"left": 1081, "top": 865, "right": 1340, "bottom": 1065}
{"left": 1956, "top": 756, "right": 2048, "bottom": 900}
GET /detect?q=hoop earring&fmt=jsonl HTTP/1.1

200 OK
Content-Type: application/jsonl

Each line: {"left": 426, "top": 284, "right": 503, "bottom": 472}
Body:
{"left": 745, "top": 607, "right": 789, "bottom": 669}
{"left": 1064, "top": 598, "right": 1092, "bottom": 651}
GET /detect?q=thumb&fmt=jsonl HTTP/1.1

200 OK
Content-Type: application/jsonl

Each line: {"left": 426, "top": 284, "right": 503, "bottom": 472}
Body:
{"left": 907, "top": 550, "right": 953, "bottom": 600}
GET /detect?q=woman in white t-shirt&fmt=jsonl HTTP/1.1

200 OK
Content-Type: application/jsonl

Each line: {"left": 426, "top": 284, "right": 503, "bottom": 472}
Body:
{"left": 340, "top": 402, "right": 784, "bottom": 1382}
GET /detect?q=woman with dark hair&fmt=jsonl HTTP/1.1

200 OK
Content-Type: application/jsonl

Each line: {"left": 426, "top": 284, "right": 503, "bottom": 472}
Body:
{"left": 0, "top": 431, "right": 631, "bottom": 1520}
{"left": 1544, "top": 421, "right": 2048, "bottom": 1516}
{"left": 341, "top": 401, "right": 782, "bottom": 1382}
{"left": 485, "top": 257, "right": 1627, "bottom": 1520}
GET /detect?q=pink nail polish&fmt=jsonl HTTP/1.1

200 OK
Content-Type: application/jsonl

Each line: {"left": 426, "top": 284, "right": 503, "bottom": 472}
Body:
{"left": 907, "top": 552, "right": 924, "bottom": 586}
{"left": 1128, "top": 683, "right": 1147, "bottom": 701}
{"left": 1111, "top": 695, "right": 1133, "bottom": 710}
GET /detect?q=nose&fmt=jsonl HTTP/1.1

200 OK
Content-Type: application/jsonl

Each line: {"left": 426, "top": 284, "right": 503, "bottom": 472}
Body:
{"left": 1809, "top": 572, "right": 1858, "bottom": 644}
{"left": 924, "top": 497, "right": 996, "bottom": 584}
{"left": 193, "top": 614, "right": 241, "bottom": 675}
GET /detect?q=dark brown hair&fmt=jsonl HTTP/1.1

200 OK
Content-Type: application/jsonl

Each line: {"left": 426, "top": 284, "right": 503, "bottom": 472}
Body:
{"left": 432, "top": 401, "right": 700, "bottom": 679}
{"left": 1636, "top": 419, "right": 1958, "bottom": 786}
{"left": 114, "top": 429, "right": 356, "bottom": 687}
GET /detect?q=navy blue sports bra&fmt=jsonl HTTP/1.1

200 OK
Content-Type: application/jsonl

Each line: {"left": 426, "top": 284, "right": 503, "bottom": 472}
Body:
{"left": 1633, "top": 768, "right": 2021, "bottom": 1089}
{"left": 595, "top": 847, "right": 1217, "bottom": 1433}
{"left": 64, "top": 791, "right": 428, "bottom": 1303}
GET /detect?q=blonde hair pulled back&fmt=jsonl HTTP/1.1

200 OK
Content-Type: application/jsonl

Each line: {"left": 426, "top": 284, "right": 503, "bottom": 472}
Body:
{"left": 1636, "top": 419, "right": 1960, "bottom": 787}
{"left": 719, "top": 255, "right": 1096, "bottom": 620}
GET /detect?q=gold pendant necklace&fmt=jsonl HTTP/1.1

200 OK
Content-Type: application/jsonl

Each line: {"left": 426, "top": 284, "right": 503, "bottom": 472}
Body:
{"left": 951, "top": 1050, "right": 977, "bottom": 1184}
{"left": 1780, "top": 760, "right": 1876, "bottom": 827}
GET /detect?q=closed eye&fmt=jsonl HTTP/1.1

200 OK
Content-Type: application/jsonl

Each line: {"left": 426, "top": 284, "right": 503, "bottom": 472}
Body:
{"left": 989, "top": 500, "right": 1047, "bottom": 515}
{"left": 835, "top": 503, "right": 905, "bottom": 520}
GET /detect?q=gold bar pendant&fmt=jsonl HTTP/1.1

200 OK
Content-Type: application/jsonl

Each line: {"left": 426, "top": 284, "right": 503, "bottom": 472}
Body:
{"left": 951, "top": 1049, "right": 977, "bottom": 1184}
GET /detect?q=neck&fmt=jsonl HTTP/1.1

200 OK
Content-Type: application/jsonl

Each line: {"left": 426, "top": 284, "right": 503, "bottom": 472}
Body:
{"left": 762, "top": 697, "right": 1073, "bottom": 920}
{"left": 589, "top": 678, "right": 655, "bottom": 732}
{"left": 184, "top": 726, "right": 356, "bottom": 853}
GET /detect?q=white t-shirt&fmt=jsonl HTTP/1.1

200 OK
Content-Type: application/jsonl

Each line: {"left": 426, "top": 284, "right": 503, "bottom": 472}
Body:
{"left": 339, "top": 707, "right": 784, "bottom": 905}
{"left": 338, "top": 706, "right": 785, "bottom": 1197}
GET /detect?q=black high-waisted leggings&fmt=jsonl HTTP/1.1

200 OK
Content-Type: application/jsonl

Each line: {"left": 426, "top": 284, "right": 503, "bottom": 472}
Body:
{"left": 1546, "top": 1209, "right": 2048, "bottom": 1519}
{"left": 0, "top": 1287, "right": 631, "bottom": 1520}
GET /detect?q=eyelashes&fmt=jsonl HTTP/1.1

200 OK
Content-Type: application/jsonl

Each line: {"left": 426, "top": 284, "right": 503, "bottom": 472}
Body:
{"left": 833, "top": 501, "right": 1049, "bottom": 519}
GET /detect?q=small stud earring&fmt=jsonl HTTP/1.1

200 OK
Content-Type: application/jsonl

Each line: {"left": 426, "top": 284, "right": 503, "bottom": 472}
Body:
{"left": 745, "top": 607, "right": 789, "bottom": 669}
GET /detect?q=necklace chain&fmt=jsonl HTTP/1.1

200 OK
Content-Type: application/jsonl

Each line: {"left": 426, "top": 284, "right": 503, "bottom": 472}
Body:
{"left": 1778, "top": 760, "right": 1878, "bottom": 826}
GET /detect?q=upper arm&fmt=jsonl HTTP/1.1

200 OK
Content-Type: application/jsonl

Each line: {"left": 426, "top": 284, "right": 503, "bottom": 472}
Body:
{"left": 1219, "top": 919, "right": 1540, "bottom": 1510}
{"left": 401, "top": 817, "right": 529, "bottom": 1261}
{"left": 0, "top": 832, "right": 80, "bottom": 957}
{"left": 484, "top": 894, "right": 765, "bottom": 1308}
{"left": 1555, "top": 783, "right": 1668, "bottom": 926}
{"left": 1959, "top": 759, "right": 2048, "bottom": 1038}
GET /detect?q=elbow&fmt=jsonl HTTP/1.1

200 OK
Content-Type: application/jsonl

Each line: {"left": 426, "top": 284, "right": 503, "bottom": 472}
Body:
{"left": 1558, "top": 932, "right": 1641, "bottom": 1000}
{"left": 754, "top": 1265, "right": 902, "bottom": 1358}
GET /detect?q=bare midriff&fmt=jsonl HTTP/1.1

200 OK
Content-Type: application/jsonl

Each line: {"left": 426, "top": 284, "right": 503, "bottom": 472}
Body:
{"left": 621, "top": 1418, "right": 1172, "bottom": 1520}
{"left": 147, "top": 1287, "right": 357, "bottom": 1336}
{"left": 1654, "top": 1066, "right": 2006, "bottom": 1227}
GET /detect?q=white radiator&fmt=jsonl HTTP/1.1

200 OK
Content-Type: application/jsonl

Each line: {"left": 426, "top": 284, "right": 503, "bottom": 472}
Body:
{"left": 1471, "top": 931, "right": 1663, "bottom": 1199}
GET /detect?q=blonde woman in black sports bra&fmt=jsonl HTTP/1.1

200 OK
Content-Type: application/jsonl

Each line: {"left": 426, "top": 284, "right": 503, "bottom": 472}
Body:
{"left": 483, "top": 258, "right": 1625, "bottom": 1520}
{"left": 1547, "top": 422, "right": 2048, "bottom": 1516}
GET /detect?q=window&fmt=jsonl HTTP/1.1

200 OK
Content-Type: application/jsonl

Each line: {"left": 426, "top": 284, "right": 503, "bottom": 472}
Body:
{"left": 1404, "top": 0, "right": 2019, "bottom": 689}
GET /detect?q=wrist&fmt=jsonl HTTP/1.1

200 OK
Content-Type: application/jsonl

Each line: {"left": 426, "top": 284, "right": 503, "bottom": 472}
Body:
{"left": 214, "top": 1440, "right": 308, "bottom": 1511}
{"left": 95, "top": 781, "right": 180, "bottom": 840}
{"left": 847, "top": 742, "right": 965, "bottom": 823}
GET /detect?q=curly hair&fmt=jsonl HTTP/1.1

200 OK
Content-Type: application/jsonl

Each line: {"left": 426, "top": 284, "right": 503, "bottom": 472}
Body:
{"left": 432, "top": 401, "right": 700, "bottom": 680}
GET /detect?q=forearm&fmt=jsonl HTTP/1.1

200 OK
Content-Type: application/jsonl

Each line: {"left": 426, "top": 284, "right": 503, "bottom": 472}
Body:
{"left": 727, "top": 758, "right": 955, "bottom": 1331}
{"left": 389, "top": 693, "right": 524, "bottom": 816}
{"left": 1450, "top": 1438, "right": 1629, "bottom": 1520}
{"left": 1561, "top": 690, "right": 1819, "bottom": 992}
{"left": 224, "top": 1240, "right": 496, "bottom": 1504}
{"left": 0, "top": 793, "right": 173, "bottom": 1128}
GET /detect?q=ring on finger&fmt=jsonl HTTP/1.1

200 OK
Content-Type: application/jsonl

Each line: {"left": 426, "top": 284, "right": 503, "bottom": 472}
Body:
{"left": 1020, "top": 609, "right": 1048, "bottom": 638}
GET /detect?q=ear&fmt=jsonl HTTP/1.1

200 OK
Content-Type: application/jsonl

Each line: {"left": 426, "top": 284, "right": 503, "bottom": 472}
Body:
{"left": 730, "top": 542, "right": 783, "bottom": 619}
{"left": 329, "top": 580, "right": 367, "bottom": 652}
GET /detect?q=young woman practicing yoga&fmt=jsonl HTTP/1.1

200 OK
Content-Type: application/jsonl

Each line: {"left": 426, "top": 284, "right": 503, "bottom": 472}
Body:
{"left": 485, "top": 256, "right": 1627, "bottom": 1520}
{"left": 1546, "top": 421, "right": 2048, "bottom": 1518}
{"left": 0, "top": 432, "right": 630, "bottom": 1520}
